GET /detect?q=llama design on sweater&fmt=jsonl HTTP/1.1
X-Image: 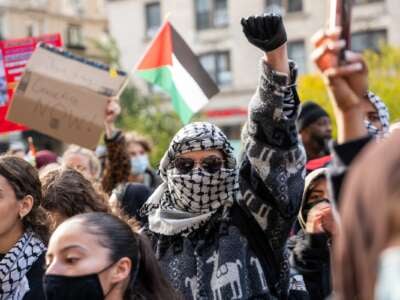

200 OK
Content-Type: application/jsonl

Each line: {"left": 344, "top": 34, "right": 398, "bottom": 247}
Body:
{"left": 206, "top": 251, "right": 243, "bottom": 300}
{"left": 185, "top": 276, "right": 198, "bottom": 299}
{"left": 250, "top": 257, "right": 269, "bottom": 291}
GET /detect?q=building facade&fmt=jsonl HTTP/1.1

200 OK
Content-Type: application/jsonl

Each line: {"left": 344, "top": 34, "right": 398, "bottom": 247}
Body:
{"left": 107, "top": 0, "right": 399, "bottom": 139}
{"left": 0, "top": 0, "right": 109, "bottom": 60}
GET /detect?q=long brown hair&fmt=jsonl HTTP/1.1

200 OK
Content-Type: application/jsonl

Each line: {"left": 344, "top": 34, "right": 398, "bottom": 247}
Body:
{"left": 0, "top": 155, "right": 50, "bottom": 243}
{"left": 334, "top": 131, "right": 400, "bottom": 300}
{"left": 41, "top": 168, "right": 110, "bottom": 218}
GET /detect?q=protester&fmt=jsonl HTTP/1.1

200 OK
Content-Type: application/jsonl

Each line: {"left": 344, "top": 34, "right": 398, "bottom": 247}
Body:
{"left": 140, "top": 14, "right": 308, "bottom": 299}
{"left": 41, "top": 168, "right": 109, "bottom": 230}
{"left": 297, "top": 101, "right": 332, "bottom": 161}
{"left": 311, "top": 25, "right": 397, "bottom": 300}
{"left": 0, "top": 156, "right": 49, "bottom": 300}
{"left": 44, "top": 212, "right": 180, "bottom": 300}
{"left": 101, "top": 98, "right": 132, "bottom": 194}
{"left": 110, "top": 183, "right": 151, "bottom": 226}
{"left": 289, "top": 169, "right": 334, "bottom": 299}
{"left": 101, "top": 99, "right": 160, "bottom": 194}
{"left": 125, "top": 132, "right": 160, "bottom": 190}
{"left": 62, "top": 145, "right": 101, "bottom": 181}
{"left": 364, "top": 91, "right": 390, "bottom": 138}
{"left": 334, "top": 132, "right": 400, "bottom": 300}
{"left": 35, "top": 150, "right": 58, "bottom": 170}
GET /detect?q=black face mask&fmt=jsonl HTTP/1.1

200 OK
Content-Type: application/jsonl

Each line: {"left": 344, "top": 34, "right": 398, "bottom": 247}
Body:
{"left": 43, "top": 264, "right": 115, "bottom": 300}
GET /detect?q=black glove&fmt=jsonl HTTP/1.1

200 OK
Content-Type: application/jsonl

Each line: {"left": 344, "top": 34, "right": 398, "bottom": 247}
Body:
{"left": 241, "top": 14, "right": 287, "bottom": 53}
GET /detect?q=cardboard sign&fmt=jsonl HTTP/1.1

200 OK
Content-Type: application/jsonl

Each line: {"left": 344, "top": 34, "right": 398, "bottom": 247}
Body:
{"left": 0, "top": 34, "right": 62, "bottom": 133}
{"left": 7, "top": 44, "right": 128, "bottom": 149}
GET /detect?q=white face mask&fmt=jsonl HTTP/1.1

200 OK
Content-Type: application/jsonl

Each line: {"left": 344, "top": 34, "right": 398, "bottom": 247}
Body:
{"left": 375, "top": 247, "right": 400, "bottom": 300}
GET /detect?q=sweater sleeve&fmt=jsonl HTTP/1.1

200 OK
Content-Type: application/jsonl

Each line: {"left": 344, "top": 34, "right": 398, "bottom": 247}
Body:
{"left": 101, "top": 130, "right": 131, "bottom": 194}
{"left": 238, "top": 59, "right": 306, "bottom": 253}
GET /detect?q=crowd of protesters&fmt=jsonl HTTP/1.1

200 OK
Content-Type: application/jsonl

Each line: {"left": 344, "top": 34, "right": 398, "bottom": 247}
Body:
{"left": 0, "top": 12, "right": 399, "bottom": 300}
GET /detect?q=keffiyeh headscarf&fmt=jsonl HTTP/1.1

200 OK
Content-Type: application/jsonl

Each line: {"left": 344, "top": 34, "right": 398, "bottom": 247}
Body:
{"left": 365, "top": 92, "right": 390, "bottom": 138}
{"left": 141, "top": 122, "right": 239, "bottom": 236}
{"left": 0, "top": 231, "right": 46, "bottom": 300}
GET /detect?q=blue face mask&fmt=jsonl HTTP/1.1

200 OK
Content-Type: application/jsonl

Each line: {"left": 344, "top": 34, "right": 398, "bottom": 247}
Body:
{"left": 130, "top": 155, "right": 149, "bottom": 175}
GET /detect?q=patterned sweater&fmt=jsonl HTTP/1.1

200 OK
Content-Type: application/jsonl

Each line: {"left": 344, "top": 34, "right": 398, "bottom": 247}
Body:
{"left": 145, "top": 60, "right": 307, "bottom": 299}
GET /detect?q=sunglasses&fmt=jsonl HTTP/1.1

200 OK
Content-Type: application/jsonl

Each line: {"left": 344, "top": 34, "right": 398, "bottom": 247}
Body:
{"left": 173, "top": 155, "right": 225, "bottom": 174}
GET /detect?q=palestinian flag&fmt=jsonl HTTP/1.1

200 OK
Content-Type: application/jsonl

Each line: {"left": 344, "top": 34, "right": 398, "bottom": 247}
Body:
{"left": 136, "top": 21, "right": 219, "bottom": 124}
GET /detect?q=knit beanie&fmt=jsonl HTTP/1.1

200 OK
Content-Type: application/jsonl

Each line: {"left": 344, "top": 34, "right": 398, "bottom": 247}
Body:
{"left": 297, "top": 101, "right": 329, "bottom": 131}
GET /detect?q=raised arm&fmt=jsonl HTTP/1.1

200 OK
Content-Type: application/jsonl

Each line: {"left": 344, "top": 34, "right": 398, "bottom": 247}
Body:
{"left": 101, "top": 97, "right": 131, "bottom": 194}
{"left": 238, "top": 14, "right": 306, "bottom": 249}
{"left": 311, "top": 29, "right": 371, "bottom": 206}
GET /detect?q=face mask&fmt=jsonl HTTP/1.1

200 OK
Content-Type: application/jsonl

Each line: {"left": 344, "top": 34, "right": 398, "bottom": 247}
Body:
{"left": 167, "top": 167, "right": 238, "bottom": 214}
{"left": 43, "top": 263, "right": 115, "bottom": 300}
{"left": 130, "top": 154, "right": 149, "bottom": 175}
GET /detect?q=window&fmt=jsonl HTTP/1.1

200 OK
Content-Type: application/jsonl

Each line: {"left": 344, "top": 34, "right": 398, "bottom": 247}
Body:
{"left": 69, "top": 0, "right": 85, "bottom": 15}
{"left": 195, "top": 0, "right": 228, "bottom": 30}
{"left": 351, "top": 30, "right": 387, "bottom": 52}
{"left": 199, "top": 51, "right": 231, "bottom": 86}
{"left": 354, "top": 0, "right": 383, "bottom": 4}
{"left": 66, "top": 24, "right": 84, "bottom": 49}
{"left": 265, "top": 0, "right": 303, "bottom": 13}
{"left": 288, "top": 40, "right": 306, "bottom": 73}
{"left": 26, "top": 24, "right": 38, "bottom": 37}
{"left": 26, "top": 20, "right": 43, "bottom": 37}
{"left": 287, "top": 0, "right": 303, "bottom": 12}
{"left": 145, "top": 2, "right": 161, "bottom": 38}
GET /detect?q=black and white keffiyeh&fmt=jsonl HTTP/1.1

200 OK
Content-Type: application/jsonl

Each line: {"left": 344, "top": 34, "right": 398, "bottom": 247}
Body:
{"left": 141, "top": 122, "right": 239, "bottom": 236}
{"left": 365, "top": 92, "right": 390, "bottom": 138}
{"left": 0, "top": 231, "right": 46, "bottom": 300}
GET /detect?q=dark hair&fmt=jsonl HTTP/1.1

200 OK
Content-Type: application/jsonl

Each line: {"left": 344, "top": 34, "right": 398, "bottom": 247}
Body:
{"left": 41, "top": 168, "right": 109, "bottom": 218}
{"left": 70, "top": 212, "right": 180, "bottom": 300}
{"left": 0, "top": 155, "right": 49, "bottom": 242}
{"left": 334, "top": 131, "right": 400, "bottom": 300}
{"left": 113, "top": 183, "right": 151, "bottom": 224}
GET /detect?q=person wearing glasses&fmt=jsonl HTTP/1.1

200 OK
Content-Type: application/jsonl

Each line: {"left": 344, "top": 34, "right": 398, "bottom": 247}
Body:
{"left": 141, "top": 14, "right": 307, "bottom": 299}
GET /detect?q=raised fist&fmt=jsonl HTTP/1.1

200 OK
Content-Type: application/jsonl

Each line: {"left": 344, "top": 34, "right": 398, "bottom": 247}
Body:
{"left": 241, "top": 14, "right": 287, "bottom": 53}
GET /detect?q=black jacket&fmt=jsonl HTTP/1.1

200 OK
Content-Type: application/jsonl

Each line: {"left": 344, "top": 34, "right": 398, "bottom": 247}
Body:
{"left": 288, "top": 231, "right": 331, "bottom": 300}
{"left": 328, "top": 136, "right": 372, "bottom": 207}
{"left": 23, "top": 252, "right": 46, "bottom": 300}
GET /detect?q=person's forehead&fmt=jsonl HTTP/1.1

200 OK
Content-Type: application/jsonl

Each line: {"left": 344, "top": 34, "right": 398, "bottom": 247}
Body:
{"left": 0, "top": 174, "right": 12, "bottom": 190}
{"left": 64, "top": 153, "right": 90, "bottom": 167}
{"left": 312, "top": 116, "right": 331, "bottom": 126}
{"left": 178, "top": 149, "right": 224, "bottom": 160}
{"left": 49, "top": 220, "right": 98, "bottom": 252}
{"left": 127, "top": 142, "right": 145, "bottom": 152}
{"left": 309, "top": 177, "right": 327, "bottom": 192}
